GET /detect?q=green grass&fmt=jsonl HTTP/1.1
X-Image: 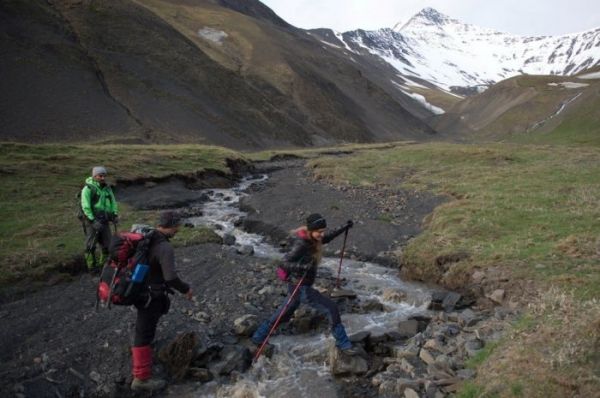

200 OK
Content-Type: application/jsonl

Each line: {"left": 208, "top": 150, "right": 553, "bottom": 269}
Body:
{"left": 466, "top": 341, "right": 500, "bottom": 369}
{"left": 514, "top": 94, "right": 600, "bottom": 146}
{"left": 309, "top": 141, "right": 600, "bottom": 397}
{"left": 456, "top": 383, "right": 488, "bottom": 398}
{"left": 309, "top": 142, "right": 600, "bottom": 298}
{"left": 0, "top": 143, "right": 242, "bottom": 287}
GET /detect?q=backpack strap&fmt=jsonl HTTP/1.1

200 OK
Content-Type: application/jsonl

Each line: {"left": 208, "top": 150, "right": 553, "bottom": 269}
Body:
{"left": 84, "top": 183, "right": 100, "bottom": 207}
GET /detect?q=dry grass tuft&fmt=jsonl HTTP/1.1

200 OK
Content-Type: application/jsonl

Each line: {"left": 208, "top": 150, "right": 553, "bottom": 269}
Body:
{"left": 473, "top": 288, "right": 600, "bottom": 397}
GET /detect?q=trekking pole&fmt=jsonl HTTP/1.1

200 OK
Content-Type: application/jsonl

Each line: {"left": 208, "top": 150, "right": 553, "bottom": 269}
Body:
{"left": 335, "top": 229, "right": 349, "bottom": 289}
{"left": 253, "top": 274, "right": 306, "bottom": 363}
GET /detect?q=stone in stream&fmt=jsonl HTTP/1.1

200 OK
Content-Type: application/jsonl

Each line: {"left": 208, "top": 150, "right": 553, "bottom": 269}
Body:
{"left": 187, "top": 367, "right": 213, "bottom": 382}
{"left": 233, "top": 315, "right": 258, "bottom": 336}
{"left": 381, "top": 288, "right": 407, "bottom": 303}
{"left": 208, "top": 345, "right": 251, "bottom": 376}
{"left": 358, "top": 298, "right": 385, "bottom": 313}
{"left": 236, "top": 245, "right": 255, "bottom": 256}
{"left": 223, "top": 234, "right": 236, "bottom": 246}
{"left": 330, "top": 288, "right": 357, "bottom": 299}
{"left": 349, "top": 331, "right": 371, "bottom": 343}
{"left": 329, "top": 344, "right": 368, "bottom": 376}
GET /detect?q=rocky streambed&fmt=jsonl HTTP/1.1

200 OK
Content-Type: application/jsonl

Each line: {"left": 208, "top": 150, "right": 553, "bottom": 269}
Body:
{"left": 0, "top": 158, "right": 517, "bottom": 398}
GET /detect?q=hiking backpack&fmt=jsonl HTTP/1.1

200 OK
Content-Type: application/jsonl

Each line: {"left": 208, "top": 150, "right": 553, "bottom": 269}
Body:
{"left": 96, "top": 230, "right": 155, "bottom": 308}
{"left": 76, "top": 183, "right": 98, "bottom": 222}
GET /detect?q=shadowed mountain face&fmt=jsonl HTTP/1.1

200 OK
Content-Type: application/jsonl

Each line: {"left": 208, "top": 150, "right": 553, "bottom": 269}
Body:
{"left": 0, "top": 0, "right": 435, "bottom": 148}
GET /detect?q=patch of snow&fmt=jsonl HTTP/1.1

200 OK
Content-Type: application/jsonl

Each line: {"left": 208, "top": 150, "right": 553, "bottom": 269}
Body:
{"left": 548, "top": 82, "right": 589, "bottom": 89}
{"left": 528, "top": 92, "right": 583, "bottom": 131}
{"left": 320, "top": 40, "right": 341, "bottom": 49}
{"left": 441, "top": 88, "right": 465, "bottom": 99}
{"left": 401, "top": 76, "right": 428, "bottom": 89}
{"left": 334, "top": 31, "right": 355, "bottom": 53}
{"left": 197, "top": 27, "right": 228, "bottom": 44}
{"left": 391, "top": 81, "right": 445, "bottom": 114}
{"left": 577, "top": 71, "right": 600, "bottom": 79}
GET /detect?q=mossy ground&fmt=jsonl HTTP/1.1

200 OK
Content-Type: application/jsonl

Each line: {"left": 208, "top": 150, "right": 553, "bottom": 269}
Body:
{"left": 0, "top": 143, "right": 241, "bottom": 287}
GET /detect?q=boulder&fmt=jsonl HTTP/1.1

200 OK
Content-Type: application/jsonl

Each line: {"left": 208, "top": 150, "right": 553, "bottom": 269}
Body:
{"left": 158, "top": 332, "right": 198, "bottom": 380}
{"left": 488, "top": 289, "right": 505, "bottom": 304}
{"left": 237, "top": 245, "right": 255, "bottom": 256}
{"left": 233, "top": 315, "right": 258, "bottom": 336}
{"left": 404, "top": 388, "right": 420, "bottom": 398}
{"left": 471, "top": 270, "right": 486, "bottom": 283}
{"left": 396, "top": 379, "right": 421, "bottom": 394}
{"left": 398, "top": 319, "right": 419, "bottom": 338}
{"left": 258, "top": 286, "right": 276, "bottom": 296}
{"left": 419, "top": 348, "right": 436, "bottom": 366}
{"left": 187, "top": 367, "right": 213, "bottom": 382}
{"left": 223, "top": 234, "right": 236, "bottom": 246}
{"left": 392, "top": 343, "right": 420, "bottom": 359}
{"left": 382, "top": 288, "right": 407, "bottom": 303}
{"left": 464, "top": 339, "right": 484, "bottom": 357}
{"left": 349, "top": 331, "right": 371, "bottom": 343}
{"left": 359, "top": 298, "right": 385, "bottom": 313}
{"left": 442, "top": 292, "right": 462, "bottom": 312}
{"left": 458, "top": 309, "right": 480, "bottom": 327}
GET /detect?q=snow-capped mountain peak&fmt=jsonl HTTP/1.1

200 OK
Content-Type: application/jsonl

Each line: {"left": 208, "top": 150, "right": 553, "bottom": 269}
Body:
{"left": 343, "top": 8, "right": 600, "bottom": 92}
{"left": 404, "top": 7, "right": 455, "bottom": 28}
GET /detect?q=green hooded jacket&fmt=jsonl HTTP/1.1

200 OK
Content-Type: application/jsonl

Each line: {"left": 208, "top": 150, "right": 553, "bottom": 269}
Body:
{"left": 81, "top": 177, "right": 118, "bottom": 221}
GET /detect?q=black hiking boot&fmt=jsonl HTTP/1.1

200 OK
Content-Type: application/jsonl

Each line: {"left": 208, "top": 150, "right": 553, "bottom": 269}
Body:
{"left": 340, "top": 345, "right": 363, "bottom": 356}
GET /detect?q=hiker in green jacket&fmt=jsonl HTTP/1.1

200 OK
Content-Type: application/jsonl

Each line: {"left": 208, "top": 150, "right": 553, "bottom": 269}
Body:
{"left": 81, "top": 166, "right": 119, "bottom": 272}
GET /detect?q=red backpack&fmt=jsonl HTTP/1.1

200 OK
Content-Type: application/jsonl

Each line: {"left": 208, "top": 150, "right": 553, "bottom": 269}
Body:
{"left": 96, "top": 230, "right": 155, "bottom": 308}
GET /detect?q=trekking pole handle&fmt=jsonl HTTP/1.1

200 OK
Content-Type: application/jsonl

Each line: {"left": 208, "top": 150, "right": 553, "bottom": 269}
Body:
{"left": 335, "top": 228, "right": 349, "bottom": 289}
{"left": 253, "top": 274, "right": 306, "bottom": 363}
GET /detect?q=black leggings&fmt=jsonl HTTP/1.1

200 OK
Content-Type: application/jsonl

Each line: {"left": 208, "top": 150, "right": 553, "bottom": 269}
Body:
{"left": 133, "top": 295, "right": 170, "bottom": 347}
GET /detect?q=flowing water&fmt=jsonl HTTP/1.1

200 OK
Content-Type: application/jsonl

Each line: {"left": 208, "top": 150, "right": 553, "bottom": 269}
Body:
{"left": 182, "top": 175, "right": 433, "bottom": 397}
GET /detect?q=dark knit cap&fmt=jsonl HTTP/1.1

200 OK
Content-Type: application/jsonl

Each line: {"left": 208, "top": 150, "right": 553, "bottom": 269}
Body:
{"left": 158, "top": 211, "right": 182, "bottom": 228}
{"left": 306, "top": 213, "right": 327, "bottom": 231}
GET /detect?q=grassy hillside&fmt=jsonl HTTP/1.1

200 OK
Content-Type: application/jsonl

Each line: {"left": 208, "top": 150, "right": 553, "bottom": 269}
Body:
{"left": 435, "top": 73, "right": 600, "bottom": 146}
{"left": 309, "top": 142, "right": 600, "bottom": 397}
{"left": 0, "top": 0, "right": 434, "bottom": 148}
{"left": 0, "top": 143, "right": 240, "bottom": 287}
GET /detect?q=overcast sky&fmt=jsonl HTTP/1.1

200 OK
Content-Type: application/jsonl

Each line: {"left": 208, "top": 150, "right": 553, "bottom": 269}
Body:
{"left": 261, "top": 0, "right": 600, "bottom": 36}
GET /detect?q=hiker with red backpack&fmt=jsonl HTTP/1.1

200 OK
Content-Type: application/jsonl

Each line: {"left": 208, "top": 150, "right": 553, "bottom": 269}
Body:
{"left": 128, "top": 211, "right": 194, "bottom": 392}
{"left": 251, "top": 213, "right": 360, "bottom": 356}
{"left": 80, "top": 166, "right": 118, "bottom": 272}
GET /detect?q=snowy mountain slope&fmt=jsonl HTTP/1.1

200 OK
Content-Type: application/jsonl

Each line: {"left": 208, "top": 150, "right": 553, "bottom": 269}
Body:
{"left": 336, "top": 8, "right": 600, "bottom": 93}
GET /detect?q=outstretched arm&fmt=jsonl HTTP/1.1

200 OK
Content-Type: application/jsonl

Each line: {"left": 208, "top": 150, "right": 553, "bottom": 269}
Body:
{"left": 323, "top": 220, "right": 353, "bottom": 244}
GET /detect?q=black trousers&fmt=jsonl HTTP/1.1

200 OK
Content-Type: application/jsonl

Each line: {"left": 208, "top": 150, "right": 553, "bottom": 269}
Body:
{"left": 133, "top": 295, "right": 170, "bottom": 347}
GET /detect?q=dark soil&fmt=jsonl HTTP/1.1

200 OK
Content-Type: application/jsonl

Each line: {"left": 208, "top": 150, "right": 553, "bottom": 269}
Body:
{"left": 242, "top": 159, "right": 446, "bottom": 264}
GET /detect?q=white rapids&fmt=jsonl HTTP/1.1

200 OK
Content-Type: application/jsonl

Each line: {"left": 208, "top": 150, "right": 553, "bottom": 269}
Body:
{"left": 178, "top": 175, "right": 432, "bottom": 397}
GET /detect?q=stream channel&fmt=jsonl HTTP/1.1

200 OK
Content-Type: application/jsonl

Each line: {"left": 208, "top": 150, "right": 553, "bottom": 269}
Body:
{"left": 173, "top": 174, "right": 434, "bottom": 398}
